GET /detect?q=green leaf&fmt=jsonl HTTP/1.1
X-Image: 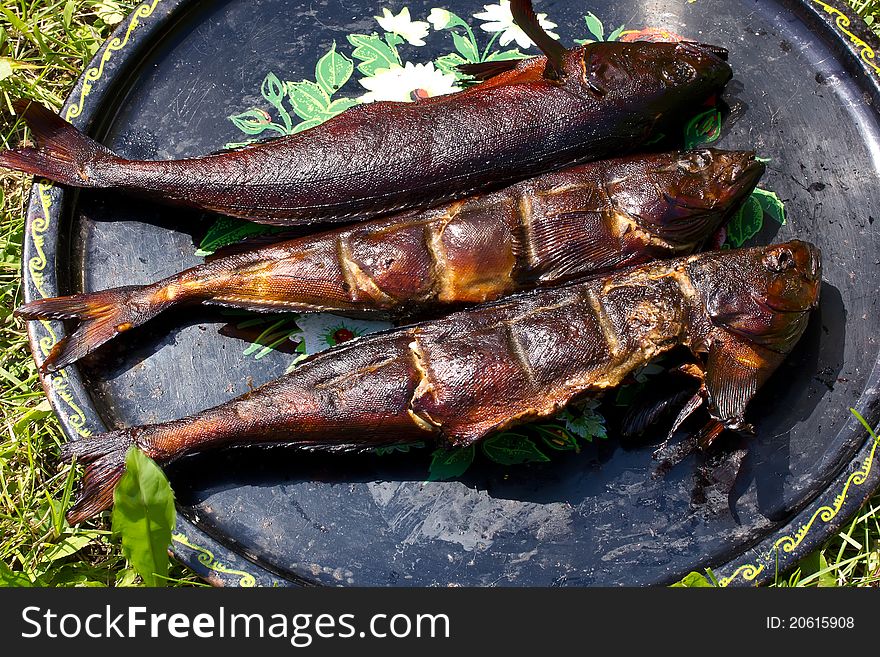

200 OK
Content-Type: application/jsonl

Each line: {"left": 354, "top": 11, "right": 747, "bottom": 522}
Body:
{"left": 752, "top": 187, "right": 787, "bottom": 226}
{"left": 228, "top": 108, "right": 274, "bottom": 135}
{"left": 726, "top": 195, "right": 763, "bottom": 248}
{"left": 195, "top": 216, "right": 284, "bottom": 256}
{"left": 451, "top": 32, "right": 479, "bottom": 63}
{"left": 670, "top": 571, "right": 714, "bottom": 587}
{"left": 0, "top": 560, "right": 32, "bottom": 587}
{"left": 482, "top": 433, "right": 550, "bottom": 465}
{"left": 684, "top": 108, "right": 722, "bottom": 149}
{"left": 41, "top": 533, "right": 98, "bottom": 564}
{"left": 288, "top": 80, "right": 331, "bottom": 120}
{"left": 63, "top": 0, "right": 75, "bottom": 29}
{"left": 560, "top": 407, "right": 608, "bottom": 441}
{"left": 260, "top": 71, "right": 286, "bottom": 105}
{"left": 435, "top": 52, "right": 468, "bottom": 77}
{"left": 315, "top": 42, "right": 354, "bottom": 96}
{"left": 434, "top": 9, "right": 469, "bottom": 31}
{"left": 797, "top": 551, "right": 837, "bottom": 587}
{"left": 427, "top": 446, "right": 475, "bottom": 481}
{"left": 347, "top": 33, "right": 402, "bottom": 77}
{"left": 112, "top": 447, "right": 176, "bottom": 587}
{"left": 584, "top": 12, "right": 605, "bottom": 41}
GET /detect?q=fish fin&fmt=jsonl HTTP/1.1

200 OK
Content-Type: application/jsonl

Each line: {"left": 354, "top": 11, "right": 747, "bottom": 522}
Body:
{"left": 60, "top": 431, "right": 137, "bottom": 524}
{"left": 457, "top": 60, "right": 521, "bottom": 82}
{"left": 16, "top": 283, "right": 175, "bottom": 372}
{"left": 0, "top": 100, "right": 118, "bottom": 186}
{"left": 526, "top": 211, "right": 625, "bottom": 280}
{"left": 510, "top": 0, "right": 567, "bottom": 80}
{"left": 620, "top": 374, "right": 701, "bottom": 438}
{"left": 704, "top": 332, "right": 778, "bottom": 432}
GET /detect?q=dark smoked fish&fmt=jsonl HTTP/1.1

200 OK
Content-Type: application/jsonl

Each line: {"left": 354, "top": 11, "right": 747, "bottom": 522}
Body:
{"left": 17, "top": 148, "right": 765, "bottom": 373}
{"left": 0, "top": 1, "right": 732, "bottom": 226}
{"left": 61, "top": 241, "right": 821, "bottom": 523}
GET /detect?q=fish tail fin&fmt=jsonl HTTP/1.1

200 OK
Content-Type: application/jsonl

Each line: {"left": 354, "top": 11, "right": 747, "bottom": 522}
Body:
{"left": 61, "top": 431, "right": 137, "bottom": 524}
{"left": 0, "top": 100, "right": 119, "bottom": 186}
{"left": 15, "top": 282, "right": 177, "bottom": 372}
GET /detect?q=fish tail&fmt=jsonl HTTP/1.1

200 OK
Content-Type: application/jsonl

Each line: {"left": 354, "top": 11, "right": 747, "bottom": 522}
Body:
{"left": 16, "top": 282, "right": 178, "bottom": 372}
{"left": 60, "top": 431, "right": 136, "bottom": 524}
{"left": 0, "top": 100, "right": 119, "bottom": 186}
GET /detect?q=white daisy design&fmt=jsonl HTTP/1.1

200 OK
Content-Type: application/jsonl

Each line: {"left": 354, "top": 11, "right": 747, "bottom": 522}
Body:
{"left": 473, "top": 1, "right": 559, "bottom": 50}
{"left": 294, "top": 314, "right": 391, "bottom": 356}
{"left": 375, "top": 7, "right": 431, "bottom": 46}
{"left": 358, "top": 61, "right": 460, "bottom": 103}
{"left": 427, "top": 8, "right": 453, "bottom": 31}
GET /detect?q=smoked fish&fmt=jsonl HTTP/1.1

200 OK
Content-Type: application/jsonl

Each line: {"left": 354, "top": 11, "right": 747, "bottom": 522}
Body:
{"left": 17, "top": 149, "right": 765, "bottom": 373}
{"left": 61, "top": 240, "right": 821, "bottom": 523}
{"left": 0, "top": 1, "right": 732, "bottom": 226}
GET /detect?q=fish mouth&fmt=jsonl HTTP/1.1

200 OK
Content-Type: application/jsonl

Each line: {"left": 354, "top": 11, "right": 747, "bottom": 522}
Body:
{"left": 720, "top": 152, "right": 766, "bottom": 204}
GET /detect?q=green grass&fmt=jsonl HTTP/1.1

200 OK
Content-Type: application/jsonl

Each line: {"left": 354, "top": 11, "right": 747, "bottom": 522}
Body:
{"left": 1, "top": 0, "right": 879, "bottom": 587}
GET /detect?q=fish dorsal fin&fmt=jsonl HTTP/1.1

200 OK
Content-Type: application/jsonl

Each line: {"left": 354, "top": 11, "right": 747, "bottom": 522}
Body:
{"left": 510, "top": 0, "right": 567, "bottom": 80}
{"left": 457, "top": 60, "right": 521, "bottom": 82}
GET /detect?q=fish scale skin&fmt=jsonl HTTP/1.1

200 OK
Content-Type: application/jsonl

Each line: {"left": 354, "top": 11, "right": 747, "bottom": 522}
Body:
{"left": 80, "top": 43, "right": 730, "bottom": 225}
{"left": 134, "top": 263, "right": 697, "bottom": 461}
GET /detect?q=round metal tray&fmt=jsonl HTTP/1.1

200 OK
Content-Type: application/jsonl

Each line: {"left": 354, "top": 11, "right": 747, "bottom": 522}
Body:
{"left": 22, "top": 0, "right": 880, "bottom": 586}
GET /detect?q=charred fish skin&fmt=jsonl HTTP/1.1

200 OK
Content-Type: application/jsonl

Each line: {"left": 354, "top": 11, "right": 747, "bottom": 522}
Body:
{"left": 17, "top": 149, "right": 765, "bottom": 373}
{"left": 61, "top": 241, "right": 821, "bottom": 524}
{"left": 0, "top": 6, "right": 732, "bottom": 225}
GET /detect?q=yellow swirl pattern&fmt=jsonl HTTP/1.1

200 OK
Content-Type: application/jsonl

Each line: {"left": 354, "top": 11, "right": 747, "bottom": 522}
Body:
{"left": 811, "top": 0, "right": 880, "bottom": 76}
{"left": 720, "top": 428, "right": 879, "bottom": 586}
{"left": 172, "top": 533, "right": 257, "bottom": 587}
{"left": 65, "top": 0, "right": 164, "bottom": 122}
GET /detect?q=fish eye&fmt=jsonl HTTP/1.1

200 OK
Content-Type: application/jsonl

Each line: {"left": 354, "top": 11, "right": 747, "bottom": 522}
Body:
{"left": 661, "top": 60, "right": 697, "bottom": 85}
{"left": 763, "top": 248, "right": 796, "bottom": 273}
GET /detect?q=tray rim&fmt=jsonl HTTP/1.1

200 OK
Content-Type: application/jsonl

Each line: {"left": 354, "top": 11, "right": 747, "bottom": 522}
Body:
{"left": 19, "top": 0, "right": 880, "bottom": 587}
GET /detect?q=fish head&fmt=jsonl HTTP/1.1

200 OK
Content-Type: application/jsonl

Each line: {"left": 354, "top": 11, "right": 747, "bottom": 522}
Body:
{"left": 574, "top": 40, "right": 732, "bottom": 106}
{"left": 691, "top": 240, "right": 822, "bottom": 353}
{"left": 605, "top": 149, "right": 765, "bottom": 249}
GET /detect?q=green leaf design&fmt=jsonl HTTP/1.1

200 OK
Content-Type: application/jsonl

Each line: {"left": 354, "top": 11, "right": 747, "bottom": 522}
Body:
{"left": 112, "top": 447, "right": 175, "bottom": 587}
{"left": 670, "top": 571, "right": 714, "bottom": 587}
{"left": 433, "top": 9, "right": 470, "bottom": 31}
{"left": 195, "top": 216, "right": 283, "bottom": 256}
{"left": 607, "top": 24, "right": 626, "bottom": 42}
{"left": 315, "top": 42, "right": 354, "bottom": 96}
{"left": 327, "top": 97, "right": 359, "bottom": 114}
{"left": 288, "top": 80, "right": 331, "bottom": 120}
{"left": 536, "top": 425, "right": 580, "bottom": 452}
{"left": 451, "top": 31, "right": 479, "bottom": 62}
{"left": 584, "top": 12, "right": 605, "bottom": 41}
{"left": 292, "top": 116, "right": 327, "bottom": 134}
{"left": 482, "top": 433, "right": 550, "bottom": 465}
{"left": 684, "top": 108, "right": 722, "bottom": 149}
{"left": 428, "top": 446, "right": 475, "bottom": 481}
{"left": 752, "top": 187, "right": 787, "bottom": 226}
{"left": 726, "top": 194, "right": 764, "bottom": 248}
{"left": 228, "top": 108, "right": 279, "bottom": 135}
{"left": 435, "top": 52, "right": 468, "bottom": 77}
{"left": 483, "top": 48, "right": 527, "bottom": 62}
{"left": 261, "top": 71, "right": 286, "bottom": 105}
{"left": 347, "top": 33, "right": 401, "bottom": 77}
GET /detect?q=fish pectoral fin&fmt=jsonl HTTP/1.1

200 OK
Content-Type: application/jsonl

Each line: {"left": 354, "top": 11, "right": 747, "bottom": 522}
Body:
{"left": 704, "top": 332, "right": 776, "bottom": 432}
{"left": 510, "top": 0, "right": 567, "bottom": 80}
